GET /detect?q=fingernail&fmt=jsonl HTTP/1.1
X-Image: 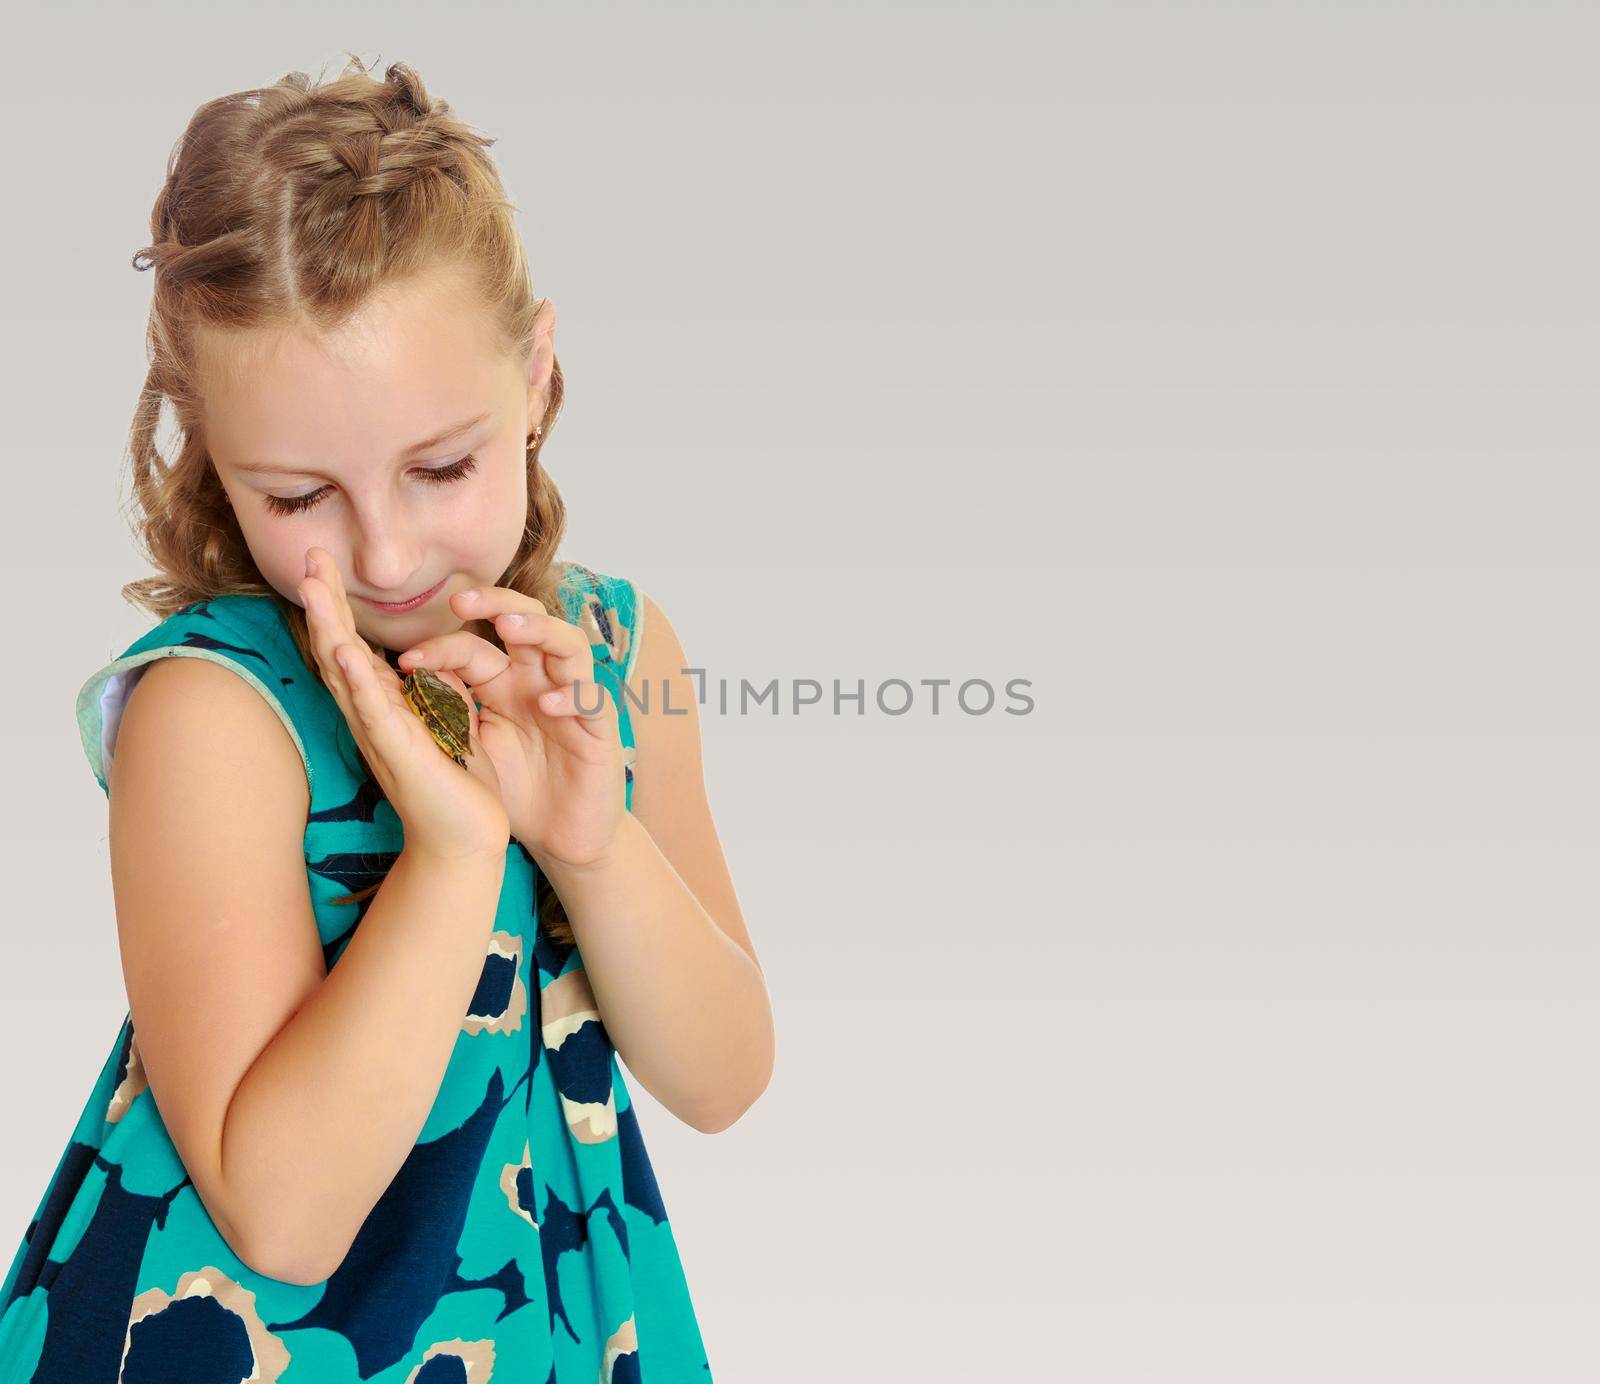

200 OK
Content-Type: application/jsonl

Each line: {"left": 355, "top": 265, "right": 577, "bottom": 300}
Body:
{"left": 502, "top": 613, "right": 525, "bottom": 626}
{"left": 306, "top": 552, "right": 318, "bottom": 576}
{"left": 460, "top": 589, "right": 479, "bottom": 601}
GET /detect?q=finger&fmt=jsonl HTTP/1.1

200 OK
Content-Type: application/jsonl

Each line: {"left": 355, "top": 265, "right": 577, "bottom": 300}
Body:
{"left": 401, "top": 617, "right": 593, "bottom": 726}
{"left": 447, "top": 588, "right": 592, "bottom": 668}
{"left": 298, "top": 576, "right": 351, "bottom": 686}
{"left": 301, "top": 581, "right": 379, "bottom": 715}
{"left": 303, "top": 554, "right": 404, "bottom": 696}
{"left": 449, "top": 585, "right": 551, "bottom": 625}
{"left": 336, "top": 637, "right": 413, "bottom": 761}
{"left": 402, "top": 613, "right": 590, "bottom": 685}
{"left": 490, "top": 610, "right": 596, "bottom": 684}
{"left": 397, "top": 628, "right": 512, "bottom": 691}
{"left": 299, "top": 554, "right": 352, "bottom": 665}
{"left": 303, "top": 581, "right": 483, "bottom": 797}
{"left": 308, "top": 547, "right": 363, "bottom": 643}
{"left": 333, "top": 614, "right": 485, "bottom": 781}
{"left": 537, "top": 676, "right": 620, "bottom": 742}
{"left": 400, "top": 601, "right": 595, "bottom": 678}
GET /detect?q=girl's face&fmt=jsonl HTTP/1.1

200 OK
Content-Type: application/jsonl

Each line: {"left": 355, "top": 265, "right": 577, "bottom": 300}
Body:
{"left": 201, "top": 269, "right": 551, "bottom": 654}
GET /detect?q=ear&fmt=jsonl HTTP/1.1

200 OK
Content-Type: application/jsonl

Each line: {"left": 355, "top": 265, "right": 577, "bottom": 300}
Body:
{"left": 525, "top": 298, "right": 558, "bottom": 433}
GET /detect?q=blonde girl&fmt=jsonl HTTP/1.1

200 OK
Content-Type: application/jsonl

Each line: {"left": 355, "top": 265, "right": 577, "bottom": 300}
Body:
{"left": 0, "top": 53, "right": 770, "bottom": 1384}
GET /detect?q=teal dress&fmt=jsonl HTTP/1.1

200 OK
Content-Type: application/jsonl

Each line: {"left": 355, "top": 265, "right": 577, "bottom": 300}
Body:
{"left": 0, "top": 564, "right": 714, "bottom": 1383}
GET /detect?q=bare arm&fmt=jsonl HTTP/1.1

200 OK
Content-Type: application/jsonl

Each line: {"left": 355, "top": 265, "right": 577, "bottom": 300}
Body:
{"left": 110, "top": 656, "right": 505, "bottom": 1285}
{"left": 535, "top": 591, "right": 772, "bottom": 1134}
{"left": 221, "top": 844, "right": 504, "bottom": 1282}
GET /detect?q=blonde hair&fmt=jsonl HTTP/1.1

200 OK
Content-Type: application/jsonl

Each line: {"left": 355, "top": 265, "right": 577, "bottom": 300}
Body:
{"left": 121, "top": 53, "right": 581, "bottom": 942}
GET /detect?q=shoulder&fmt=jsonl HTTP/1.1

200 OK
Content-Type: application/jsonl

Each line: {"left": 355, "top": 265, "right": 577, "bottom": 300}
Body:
{"left": 78, "top": 592, "right": 308, "bottom": 798}
{"left": 628, "top": 588, "right": 682, "bottom": 692}
{"left": 112, "top": 652, "right": 311, "bottom": 818}
{"left": 621, "top": 586, "right": 705, "bottom": 812}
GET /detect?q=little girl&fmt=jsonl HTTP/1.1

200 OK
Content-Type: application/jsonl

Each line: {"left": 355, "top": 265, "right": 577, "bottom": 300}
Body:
{"left": 0, "top": 54, "right": 770, "bottom": 1383}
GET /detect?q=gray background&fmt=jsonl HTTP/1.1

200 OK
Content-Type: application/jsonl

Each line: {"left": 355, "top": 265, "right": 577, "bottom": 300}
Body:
{"left": 2, "top": 4, "right": 1596, "bottom": 1379}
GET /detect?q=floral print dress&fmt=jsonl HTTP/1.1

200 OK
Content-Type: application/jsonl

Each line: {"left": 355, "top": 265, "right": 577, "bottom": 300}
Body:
{"left": 0, "top": 563, "right": 714, "bottom": 1383}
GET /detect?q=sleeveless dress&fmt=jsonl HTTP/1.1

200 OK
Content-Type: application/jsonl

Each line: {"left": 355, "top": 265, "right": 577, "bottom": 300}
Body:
{"left": 0, "top": 564, "right": 715, "bottom": 1384}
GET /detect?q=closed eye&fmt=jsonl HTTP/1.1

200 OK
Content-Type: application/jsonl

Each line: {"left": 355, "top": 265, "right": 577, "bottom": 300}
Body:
{"left": 263, "top": 454, "right": 480, "bottom": 517}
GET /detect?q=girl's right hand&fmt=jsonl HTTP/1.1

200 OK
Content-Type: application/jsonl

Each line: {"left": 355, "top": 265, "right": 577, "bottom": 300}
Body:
{"left": 297, "top": 546, "right": 510, "bottom": 861}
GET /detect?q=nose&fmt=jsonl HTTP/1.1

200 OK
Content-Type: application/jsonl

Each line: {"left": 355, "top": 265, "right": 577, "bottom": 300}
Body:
{"left": 349, "top": 512, "right": 427, "bottom": 601}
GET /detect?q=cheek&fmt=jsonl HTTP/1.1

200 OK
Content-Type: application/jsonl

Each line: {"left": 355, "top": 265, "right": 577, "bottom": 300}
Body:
{"left": 465, "top": 463, "right": 530, "bottom": 546}
{"left": 232, "top": 516, "right": 309, "bottom": 599}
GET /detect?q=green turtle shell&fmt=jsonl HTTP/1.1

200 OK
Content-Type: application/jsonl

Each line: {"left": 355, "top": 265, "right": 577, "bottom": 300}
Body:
{"left": 401, "top": 666, "right": 472, "bottom": 767}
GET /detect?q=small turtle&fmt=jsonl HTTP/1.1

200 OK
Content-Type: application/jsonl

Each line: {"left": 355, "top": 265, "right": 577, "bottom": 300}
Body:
{"left": 401, "top": 666, "right": 473, "bottom": 767}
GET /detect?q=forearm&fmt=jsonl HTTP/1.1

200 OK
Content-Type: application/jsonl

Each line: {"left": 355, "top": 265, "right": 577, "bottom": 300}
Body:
{"left": 537, "top": 813, "right": 772, "bottom": 1133}
{"left": 220, "top": 844, "right": 507, "bottom": 1282}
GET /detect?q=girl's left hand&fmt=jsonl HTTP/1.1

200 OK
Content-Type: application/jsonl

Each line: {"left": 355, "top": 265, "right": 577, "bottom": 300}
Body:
{"left": 396, "top": 586, "right": 626, "bottom": 871}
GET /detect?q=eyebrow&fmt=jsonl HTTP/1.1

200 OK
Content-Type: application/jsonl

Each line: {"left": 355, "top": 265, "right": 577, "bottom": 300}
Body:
{"left": 232, "top": 411, "right": 492, "bottom": 477}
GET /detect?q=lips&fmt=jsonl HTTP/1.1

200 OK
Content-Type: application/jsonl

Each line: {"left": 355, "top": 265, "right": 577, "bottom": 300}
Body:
{"left": 357, "top": 576, "right": 446, "bottom": 613}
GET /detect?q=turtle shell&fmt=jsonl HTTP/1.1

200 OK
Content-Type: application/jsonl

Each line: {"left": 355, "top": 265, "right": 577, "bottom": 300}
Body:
{"left": 401, "top": 666, "right": 473, "bottom": 767}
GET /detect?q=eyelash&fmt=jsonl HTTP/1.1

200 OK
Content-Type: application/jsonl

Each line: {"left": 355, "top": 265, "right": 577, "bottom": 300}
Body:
{"left": 263, "top": 454, "right": 480, "bottom": 517}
